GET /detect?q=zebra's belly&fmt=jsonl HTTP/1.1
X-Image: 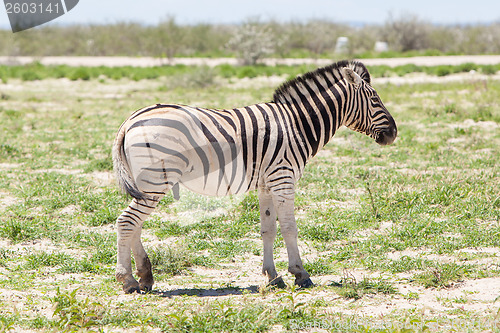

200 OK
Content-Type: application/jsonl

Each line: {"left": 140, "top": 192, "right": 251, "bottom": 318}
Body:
{"left": 179, "top": 157, "right": 251, "bottom": 197}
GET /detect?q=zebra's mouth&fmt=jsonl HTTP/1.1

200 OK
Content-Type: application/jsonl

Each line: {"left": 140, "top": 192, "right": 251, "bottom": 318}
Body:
{"left": 375, "top": 126, "right": 397, "bottom": 145}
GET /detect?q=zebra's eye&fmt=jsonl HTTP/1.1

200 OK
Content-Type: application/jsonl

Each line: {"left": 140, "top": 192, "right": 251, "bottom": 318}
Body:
{"left": 370, "top": 96, "right": 380, "bottom": 104}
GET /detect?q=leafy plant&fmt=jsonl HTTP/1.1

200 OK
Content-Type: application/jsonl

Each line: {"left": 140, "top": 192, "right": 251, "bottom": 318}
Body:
{"left": 276, "top": 283, "right": 310, "bottom": 317}
{"left": 331, "top": 272, "right": 396, "bottom": 300}
{"left": 414, "top": 263, "right": 473, "bottom": 288}
{"left": 51, "top": 288, "right": 104, "bottom": 332}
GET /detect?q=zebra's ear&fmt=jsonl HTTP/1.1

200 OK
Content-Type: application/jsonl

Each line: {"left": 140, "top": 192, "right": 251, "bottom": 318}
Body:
{"left": 341, "top": 67, "right": 363, "bottom": 86}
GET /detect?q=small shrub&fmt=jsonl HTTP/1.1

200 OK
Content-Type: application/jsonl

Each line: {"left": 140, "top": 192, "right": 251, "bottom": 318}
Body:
{"left": 216, "top": 64, "right": 237, "bottom": 78}
{"left": 276, "top": 283, "right": 310, "bottom": 318}
{"left": 236, "top": 66, "right": 258, "bottom": 78}
{"left": 70, "top": 67, "right": 91, "bottom": 81}
{"left": 21, "top": 71, "right": 42, "bottom": 81}
{"left": 456, "top": 62, "right": 477, "bottom": 73}
{"left": 444, "top": 103, "right": 457, "bottom": 114}
{"left": 331, "top": 275, "right": 396, "bottom": 300}
{"left": 435, "top": 65, "right": 452, "bottom": 77}
{"left": 414, "top": 263, "right": 473, "bottom": 288}
{"left": 148, "top": 245, "right": 193, "bottom": 276}
{"left": 481, "top": 65, "right": 498, "bottom": 75}
{"left": 0, "top": 218, "right": 39, "bottom": 243}
{"left": 0, "top": 144, "right": 21, "bottom": 159}
{"left": 51, "top": 288, "right": 104, "bottom": 332}
{"left": 226, "top": 22, "right": 278, "bottom": 65}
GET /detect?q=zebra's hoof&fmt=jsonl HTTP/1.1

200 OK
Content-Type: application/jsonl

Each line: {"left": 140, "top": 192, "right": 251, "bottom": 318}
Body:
{"left": 124, "top": 285, "right": 141, "bottom": 294}
{"left": 123, "top": 280, "right": 141, "bottom": 294}
{"left": 140, "top": 283, "right": 153, "bottom": 293}
{"left": 268, "top": 276, "right": 286, "bottom": 289}
{"left": 295, "top": 277, "right": 314, "bottom": 288}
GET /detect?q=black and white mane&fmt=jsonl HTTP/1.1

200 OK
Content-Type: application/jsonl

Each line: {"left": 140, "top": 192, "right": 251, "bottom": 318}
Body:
{"left": 272, "top": 60, "right": 371, "bottom": 104}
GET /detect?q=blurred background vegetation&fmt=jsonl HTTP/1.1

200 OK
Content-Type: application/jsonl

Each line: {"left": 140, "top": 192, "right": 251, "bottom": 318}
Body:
{"left": 2, "top": 15, "right": 500, "bottom": 61}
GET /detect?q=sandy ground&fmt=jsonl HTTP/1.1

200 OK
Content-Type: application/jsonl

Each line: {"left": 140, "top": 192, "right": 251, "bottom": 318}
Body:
{"left": 1, "top": 55, "right": 500, "bottom": 67}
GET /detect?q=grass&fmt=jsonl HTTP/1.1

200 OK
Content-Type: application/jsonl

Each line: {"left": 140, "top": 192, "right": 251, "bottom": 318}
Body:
{"left": 0, "top": 62, "right": 498, "bottom": 84}
{"left": 0, "top": 63, "right": 498, "bottom": 331}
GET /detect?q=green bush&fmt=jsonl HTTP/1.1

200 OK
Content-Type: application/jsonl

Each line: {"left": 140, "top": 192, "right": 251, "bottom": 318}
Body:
{"left": 481, "top": 64, "right": 499, "bottom": 75}
{"left": 435, "top": 65, "right": 452, "bottom": 76}
{"left": 21, "top": 71, "right": 42, "bottom": 81}
{"left": 70, "top": 67, "right": 91, "bottom": 80}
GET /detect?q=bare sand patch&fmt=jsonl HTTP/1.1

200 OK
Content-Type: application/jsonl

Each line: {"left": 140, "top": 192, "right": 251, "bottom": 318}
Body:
{"left": 0, "top": 191, "right": 18, "bottom": 210}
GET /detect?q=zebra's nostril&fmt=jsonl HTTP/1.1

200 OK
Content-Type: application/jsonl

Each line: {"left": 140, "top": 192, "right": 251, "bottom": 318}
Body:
{"left": 376, "top": 127, "right": 397, "bottom": 145}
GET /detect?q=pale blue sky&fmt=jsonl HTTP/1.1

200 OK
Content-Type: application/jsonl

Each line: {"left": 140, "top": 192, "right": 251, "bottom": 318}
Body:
{"left": 1, "top": 0, "right": 499, "bottom": 28}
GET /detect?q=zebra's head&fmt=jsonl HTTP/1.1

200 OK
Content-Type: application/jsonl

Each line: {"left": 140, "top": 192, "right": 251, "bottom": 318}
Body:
{"left": 341, "top": 65, "right": 397, "bottom": 146}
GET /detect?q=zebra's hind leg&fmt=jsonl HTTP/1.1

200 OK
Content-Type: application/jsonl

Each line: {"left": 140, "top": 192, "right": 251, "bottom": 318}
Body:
{"left": 131, "top": 196, "right": 164, "bottom": 292}
{"left": 258, "top": 188, "right": 285, "bottom": 288}
{"left": 116, "top": 196, "right": 162, "bottom": 293}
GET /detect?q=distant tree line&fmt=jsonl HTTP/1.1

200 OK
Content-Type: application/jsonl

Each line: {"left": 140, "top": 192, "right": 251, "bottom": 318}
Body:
{"left": 1, "top": 16, "right": 500, "bottom": 63}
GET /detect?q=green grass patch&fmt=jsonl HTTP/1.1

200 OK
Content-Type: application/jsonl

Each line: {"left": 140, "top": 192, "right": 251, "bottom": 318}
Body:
{"left": 331, "top": 275, "right": 397, "bottom": 300}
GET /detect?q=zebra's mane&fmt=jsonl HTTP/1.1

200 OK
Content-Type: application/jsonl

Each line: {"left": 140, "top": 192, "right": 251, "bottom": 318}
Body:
{"left": 272, "top": 60, "right": 371, "bottom": 104}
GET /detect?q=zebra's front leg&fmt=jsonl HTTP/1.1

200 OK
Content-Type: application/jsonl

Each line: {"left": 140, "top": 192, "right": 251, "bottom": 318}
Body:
{"left": 272, "top": 191, "right": 313, "bottom": 288}
{"left": 258, "top": 188, "right": 285, "bottom": 288}
{"left": 116, "top": 197, "right": 161, "bottom": 293}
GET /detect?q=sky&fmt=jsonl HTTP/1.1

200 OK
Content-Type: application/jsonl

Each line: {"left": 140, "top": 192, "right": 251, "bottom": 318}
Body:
{"left": 1, "top": 0, "right": 500, "bottom": 29}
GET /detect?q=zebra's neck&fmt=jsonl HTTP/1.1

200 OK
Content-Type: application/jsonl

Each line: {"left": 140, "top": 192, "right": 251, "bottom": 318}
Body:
{"left": 277, "top": 86, "right": 348, "bottom": 159}
{"left": 272, "top": 61, "right": 369, "bottom": 160}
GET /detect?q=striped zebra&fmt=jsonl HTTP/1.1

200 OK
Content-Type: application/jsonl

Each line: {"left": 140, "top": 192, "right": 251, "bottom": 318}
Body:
{"left": 113, "top": 60, "right": 397, "bottom": 293}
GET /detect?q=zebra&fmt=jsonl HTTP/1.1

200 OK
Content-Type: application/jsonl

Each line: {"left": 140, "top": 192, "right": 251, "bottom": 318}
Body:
{"left": 112, "top": 60, "right": 397, "bottom": 293}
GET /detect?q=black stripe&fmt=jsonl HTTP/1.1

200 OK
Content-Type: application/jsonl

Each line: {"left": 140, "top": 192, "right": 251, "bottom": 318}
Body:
{"left": 120, "top": 213, "right": 139, "bottom": 223}
{"left": 232, "top": 108, "right": 248, "bottom": 194}
{"left": 130, "top": 103, "right": 171, "bottom": 120}
{"left": 198, "top": 107, "right": 237, "bottom": 133}
{"left": 268, "top": 175, "right": 293, "bottom": 183}
{"left": 332, "top": 84, "right": 347, "bottom": 128}
{"left": 141, "top": 179, "right": 175, "bottom": 187}
{"left": 117, "top": 217, "right": 136, "bottom": 225}
{"left": 143, "top": 191, "right": 166, "bottom": 195}
{"left": 310, "top": 76, "right": 334, "bottom": 146}
{"left": 255, "top": 104, "right": 273, "bottom": 178}
{"left": 128, "top": 206, "right": 147, "bottom": 215}
{"left": 136, "top": 201, "right": 156, "bottom": 209}
{"left": 196, "top": 108, "right": 238, "bottom": 194}
{"left": 246, "top": 106, "right": 259, "bottom": 191}
{"left": 131, "top": 142, "right": 189, "bottom": 165}
{"left": 289, "top": 96, "right": 315, "bottom": 157}
{"left": 276, "top": 103, "right": 308, "bottom": 164}
{"left": 123, "top": 210, "right": 142, "bottom": 221}
{"left": 268, "top": 181, "right": 294, "bottom": 189}
{"left": 262, "top": 103, "right": 284, "bottom": 173}
{"left": 273, "top": 104, "right": 303, "bottom": 170}
{"left": 271, "top": 186, "right": 295, "bottom": 192}
{"left": 117, "top": 220, "right": 135, "bottom": 227}
{"left": 300, "top": 82, "right": 323, "bottom": 156}
{"left": 128, "top": 117, "right": 209, "bottom": 178}
{"left": 143, "top": 167, "right": 182, "bottom": 174}
{"left": 199, "top": 122, "right": 226, "bottom": 192}
{"left": 267, "top": 165, "right": 294, "bottom": 177}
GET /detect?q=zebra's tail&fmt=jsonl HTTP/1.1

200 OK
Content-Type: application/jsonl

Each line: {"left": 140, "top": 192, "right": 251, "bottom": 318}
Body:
{"left": 112, "top": 124, "right": 149, "bottom": 201}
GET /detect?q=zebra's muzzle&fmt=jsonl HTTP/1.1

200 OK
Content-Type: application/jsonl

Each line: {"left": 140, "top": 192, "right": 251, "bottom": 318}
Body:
{"left": 376, "top": 126, "right": 397, "bottom": 145}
